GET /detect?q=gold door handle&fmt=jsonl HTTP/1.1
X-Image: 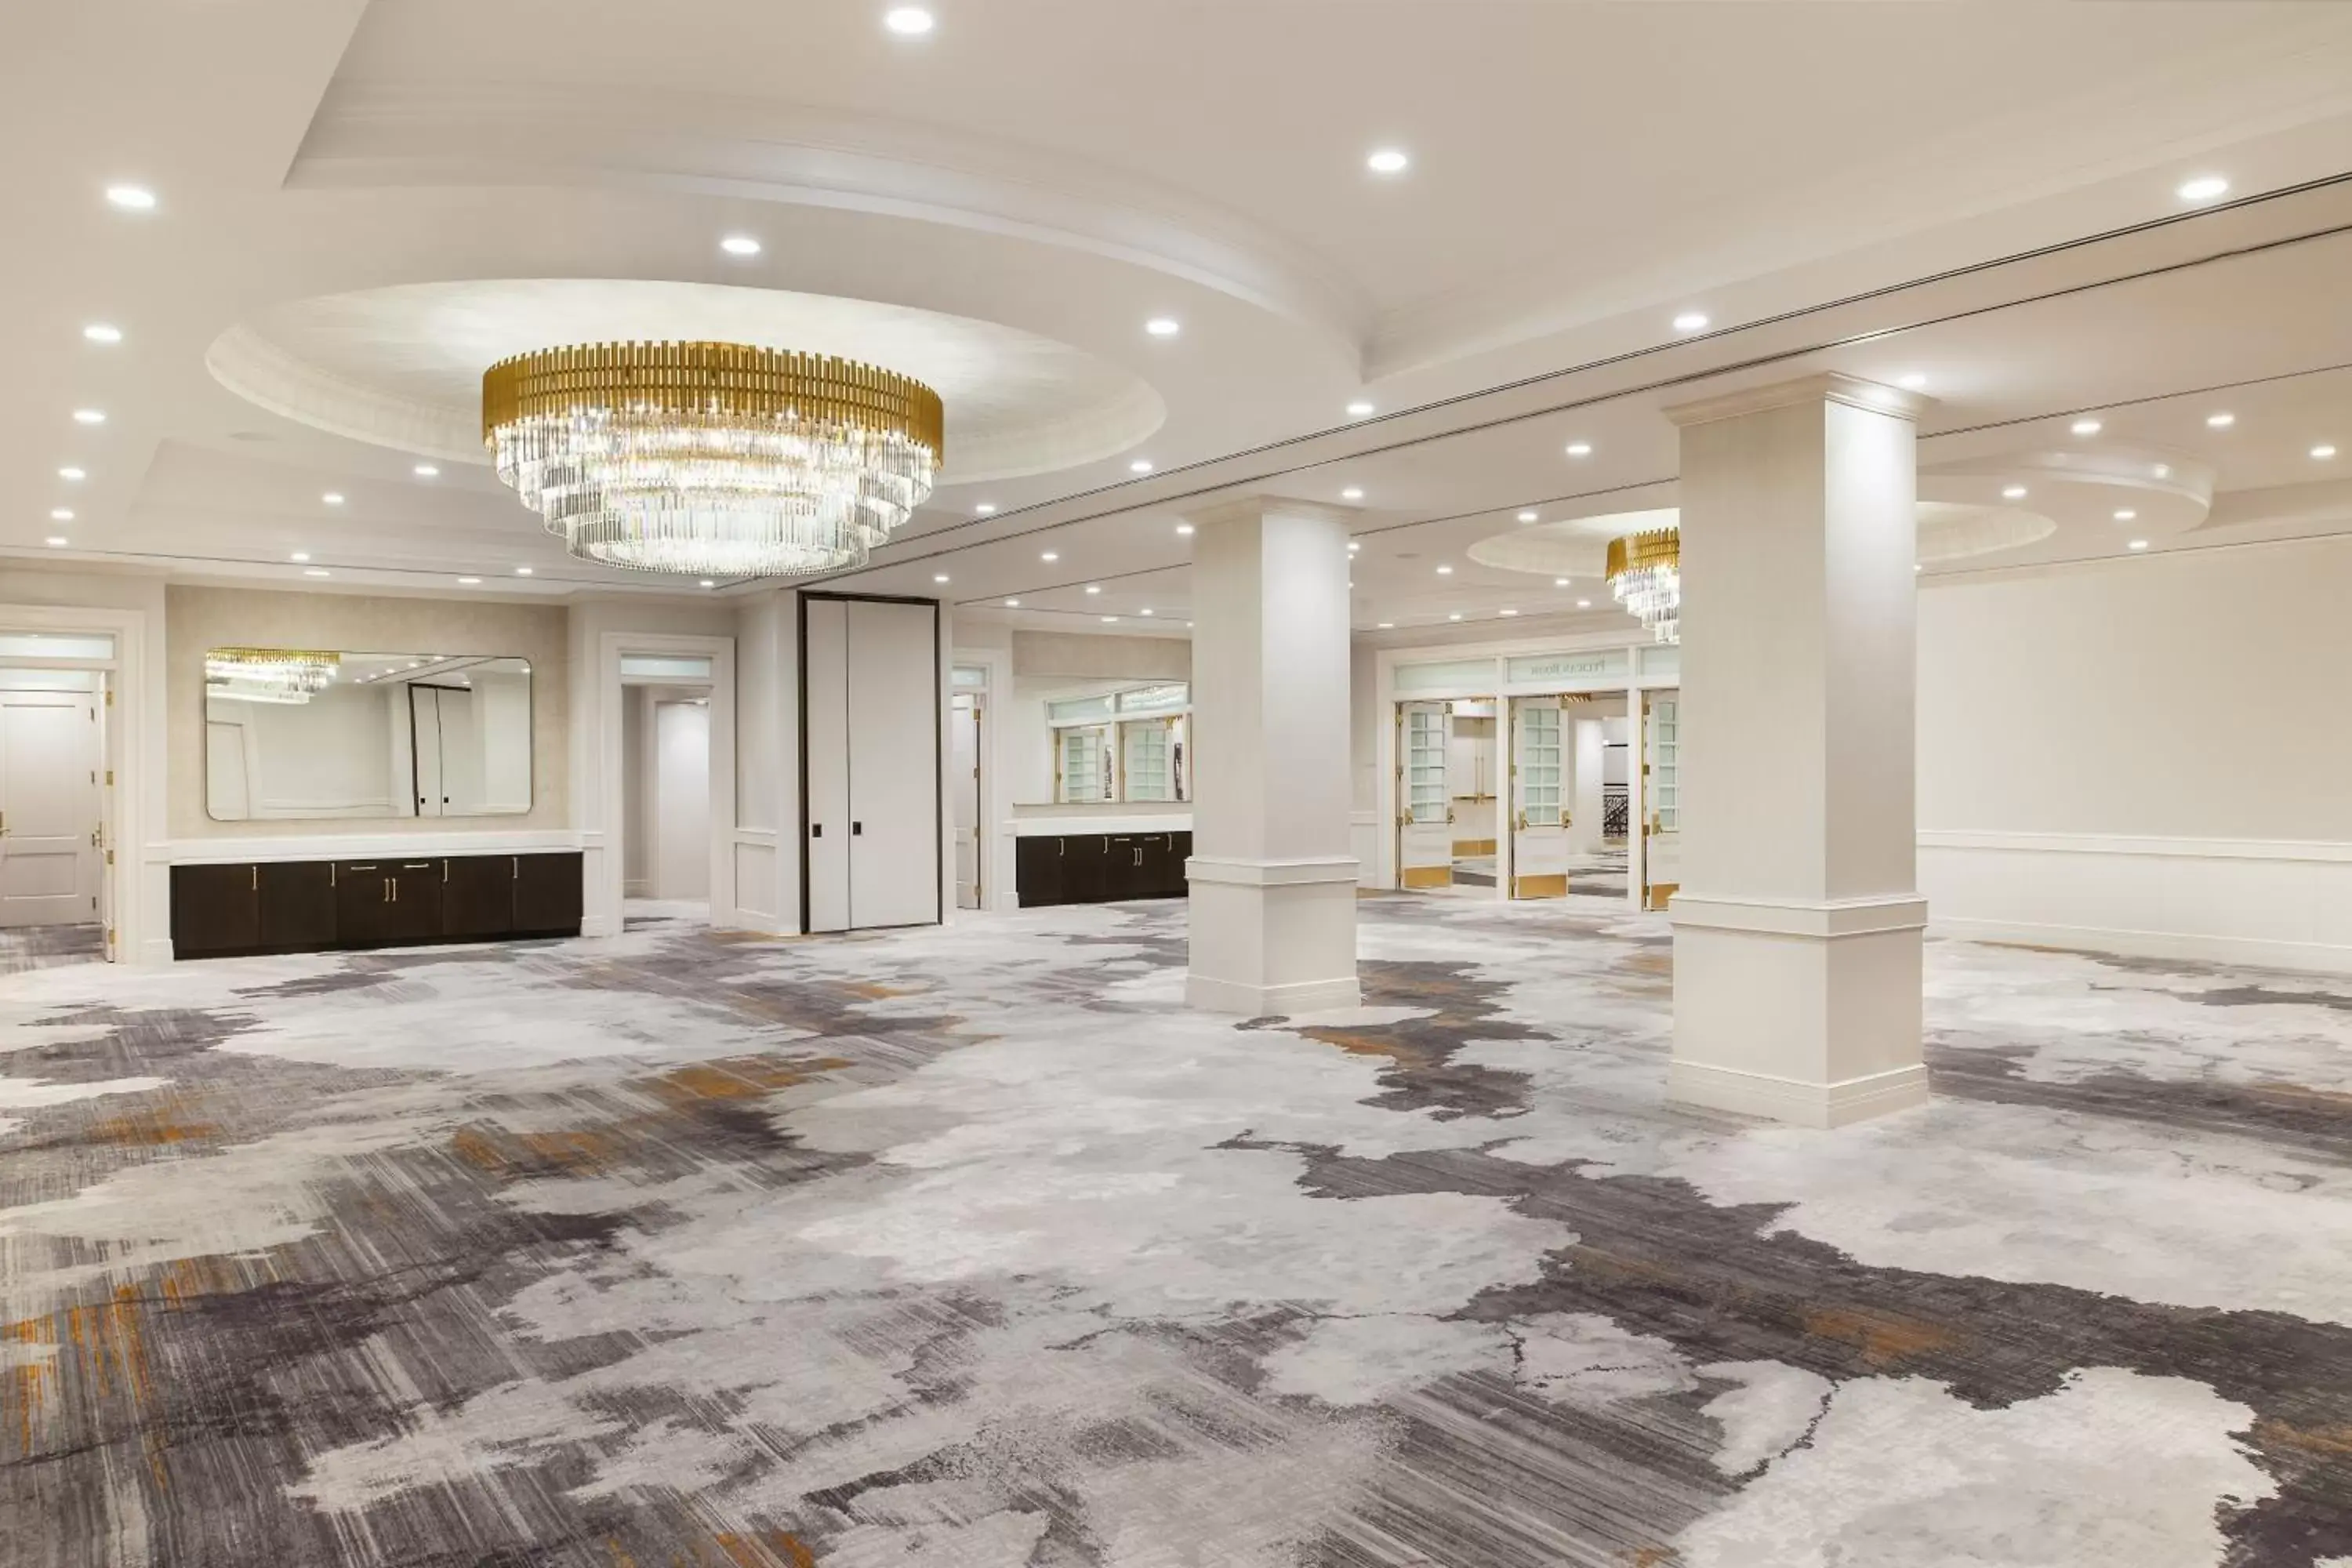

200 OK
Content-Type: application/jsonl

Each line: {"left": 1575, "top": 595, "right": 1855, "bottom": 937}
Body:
{"left": 1515, "top": 811, "right": 1528, "bottom": 832}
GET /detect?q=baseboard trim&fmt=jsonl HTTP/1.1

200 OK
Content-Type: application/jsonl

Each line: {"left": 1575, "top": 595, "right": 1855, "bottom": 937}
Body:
{"left": 1186, "top": 971, "right": 1362, "bottom": 1018}
{"left": 1931, "top": 916, "right": 2352, "bottom": 975}
{"left": 1668, "top": 1059, "right": 1929, "bottom": 1129}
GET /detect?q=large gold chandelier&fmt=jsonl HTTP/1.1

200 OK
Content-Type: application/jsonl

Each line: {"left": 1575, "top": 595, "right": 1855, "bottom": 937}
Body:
{"left": 481, "top": 342, "right": 943, "bottom": 577}
{"left": 1606, "top": 527, "right": 1681, "bottom": 644}
{"left": 205, "top": 647, "right": 340, "bottom": 704}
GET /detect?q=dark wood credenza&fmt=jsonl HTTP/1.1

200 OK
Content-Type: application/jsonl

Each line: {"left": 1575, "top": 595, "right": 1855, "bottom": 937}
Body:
{"left": 170, "top": 851, "right": 584, "bottom": 960}
{"left": 1014, "top": 831, "right": 1191, "bottom": 908}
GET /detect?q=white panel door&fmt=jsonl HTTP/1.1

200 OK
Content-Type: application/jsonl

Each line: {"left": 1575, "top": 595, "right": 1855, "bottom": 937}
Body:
{"left": 846, "top": 599, "right": 939, "bottom": 929}
{"left": 951, "top": 697, "right": 981, "bottom": 910}
{"left": 1644, "top": 693, "right": 1682, "bottom": 906}
{"left": 0, "top": 692, "right": 100, "bottom": 927}
{"left": 1511, "top": 697, "right": 1570, "bottom": 898}
{"left": 654, "top": 701, "right": 712, "bottom": 900}
{"left": 1396, "top": 702, "right": 1453, "bottom": 887}
{"left": 804, "top": 598, "right": 853, "bottom": 933}
{"left": 435, "top": 687, "right": 485, "bottom": 815}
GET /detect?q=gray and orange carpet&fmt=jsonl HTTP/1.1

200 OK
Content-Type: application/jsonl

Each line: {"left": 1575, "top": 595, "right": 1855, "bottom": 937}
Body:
{"left": 2, "top": 897, "right": 2348, "bottom": 1566}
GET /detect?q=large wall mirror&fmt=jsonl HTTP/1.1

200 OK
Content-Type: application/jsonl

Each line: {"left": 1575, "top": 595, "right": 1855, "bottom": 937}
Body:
{"left": 205, "top": 648, "right": 533, "bottom": 821}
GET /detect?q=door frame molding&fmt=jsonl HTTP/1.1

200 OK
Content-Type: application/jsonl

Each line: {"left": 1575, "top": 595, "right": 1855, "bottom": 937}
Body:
{"left": 593, "top": 630, "right": 738, "bottom": 938}
{"left": 797, "top": 591, "right": 943, "bottom": 935}
{"left": 0, "top": 603, "right": 148, "bottom": 961}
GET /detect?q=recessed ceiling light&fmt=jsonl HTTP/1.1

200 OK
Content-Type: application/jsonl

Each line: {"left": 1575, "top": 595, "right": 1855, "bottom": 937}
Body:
{"left": 457, "top": 576, "right": 481, "bottom": 585}
{"left": 1499, "top": 608, "right": 1519, "bottom": 617}
{"left": 2314, "top": 444, "right": 2339, "bottom": 460}
{"left": 303, "top": 568, "right": 330, "bottom": 578}
{"left": 1129, "top": 459, "right": 1154, "bottom": 474}
{"left": 1346, "top": 540, "right": 1361, "bottom": 552}
{"left": 1366, "top": 148, "right": 1409, "bottom": 175}
{"left": 514, "top": 566, "right": 533, "bottom": 575}
{"left": 884, "top": 6, "right": 935, "bottom": 35}
{"left": 2152, "top": 463, "right": 2172, "bottom": 479}
{"left": 2002, "top": 485, "right": 2028, "bottom": 500}
{"left": 699, "top": 579, "right": 717, "bottom": 589}
{"left": 975, "top": 503, "right": 997, "bottom": 515}
{"left": 720, "top": 235, "right": 762, "bottom": 257}
{"left": 1144, "top": 318, "right": 1181, "bottom": 338}
{"left": 104, "top": 185, "right": 156, "bottom": 211}
{"left": 1004, "top": 598, "right": 1019, "bottom": 607}
{"left": 933, "top": 573, "right": 950, "bottom": 583}
{"left": 1085, "top": 584, "right": 1102, "bottom": 594}
{"left": 1041, "top": 550, "right": 1058, "bottom": 561}
{"left": 289, "top": 550, "right": 310, "bottom": 562}
{"left": 1565, "top": 442, "right": 1592, "bottom": 458}
{"left": 48, "top": 509, "right": 72, "bottom": 522}
{"left": 1898, "top": 372, "right": 1928, "bottom": 390}
{"left": 2113, "top": 509, "right": 2136, "bottom": 521}
{"left": 2205, "top": 412, "right": 2235, "bottom": 429}
{"left": 82, "top": 323, "right": 122, "bottom": 344}
{"left": 1517, "top": 510, "right": 1538, "bottom": 523}
{"left": 2176, "top": 175, "right": 2230, "bottom": 203}
{"left": 2071, "top": 418, "right": 2103, "bottom": 436}
{"left": 1913, "top": 564, "right": 1923, "bottom": 573}
{"left": 1436, "top": 564, "right": 1453, "bottom": 575}
{"left": 57, "top": 467, "right": 84, "bottom": 481}
{"left": 2127, "top": 539, "right": 2150, "bottom": 551}
{"left": 1140, "top": 608, "right": 1154, "bottom": 616}
{"left": 414, "top": 464, "right": 439, "bottom": 477}
{"left": 1175, "top": 523, "right": 1194, "bottom": 535}
{"left": 1341, "top": 487, "right": 1364, "bottom": 500}
{"left": 44, "top": 536, "right": 68, "bottom": 548}
{"left": 1376, "top": 621, "right": 1394, "bottom": 630}
{"left": 72, "top": 408, "right": 105, "bottom": 425}
{"left": 1100, "top": 615, "right": 1118, "bottom": 623}
{"left": 322, "top": 492, "right": 344, "bottom": 506}
{"left": 1672, "top": 311, "right": 1709, "bottom": 333}
{"left": 1577, "top": 599, "right": 1592, "bottom": 608}
{"left": 1554, "top": 577, "right": 1570, "bottom": 587}
{"left": 1346, "top": 401, "right": 1375, "bottom": 417}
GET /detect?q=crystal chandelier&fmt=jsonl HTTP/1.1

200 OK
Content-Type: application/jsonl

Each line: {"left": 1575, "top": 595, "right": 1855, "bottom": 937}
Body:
{"left": 481, "top": 342, "right": 943, "bottom": 576}
{"left": 205, "top": 647, "right": 339, "bottom": 704}
{"left": 1606, "top": 527, "right": 1681, "bottom": 644}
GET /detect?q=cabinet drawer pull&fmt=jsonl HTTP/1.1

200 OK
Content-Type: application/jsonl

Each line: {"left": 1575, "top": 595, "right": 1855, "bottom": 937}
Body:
{"left": 402, "top": 862, "right": 432, "bottom": 869}
{"left": 349, "top": 863, "right": 378, "bottom": 871}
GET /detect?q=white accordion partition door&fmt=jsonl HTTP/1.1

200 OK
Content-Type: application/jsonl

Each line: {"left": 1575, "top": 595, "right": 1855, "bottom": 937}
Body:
{"left": 802, "top": 595, "right": 942, "bottom": 934}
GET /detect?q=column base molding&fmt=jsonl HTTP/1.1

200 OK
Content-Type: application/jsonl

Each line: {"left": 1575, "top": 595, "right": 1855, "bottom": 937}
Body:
{"left": 1668, "top": 1059, "right": 1929, "bottom": 1130}
{"left": 1185, "top": 972, "right": 1363, "bottom": 1017}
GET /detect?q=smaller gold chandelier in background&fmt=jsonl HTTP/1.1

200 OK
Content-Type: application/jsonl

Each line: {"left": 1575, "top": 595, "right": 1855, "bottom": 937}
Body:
{"left": 481, "top": 342, "right": 944, "bottom": 578}
{"left": 205, "top": 647, "right": 340, "bottom": 704}
{"left": 1606, "top": 527, "right": 1681, "bottom": 644}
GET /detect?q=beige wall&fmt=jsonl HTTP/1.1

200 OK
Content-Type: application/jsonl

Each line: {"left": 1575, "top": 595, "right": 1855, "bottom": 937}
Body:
{"left": 167, "top": 586, "right": 570, "bottom": 838}
{"left": 1918, "top": 536, "right": 2352, "bottom": 842}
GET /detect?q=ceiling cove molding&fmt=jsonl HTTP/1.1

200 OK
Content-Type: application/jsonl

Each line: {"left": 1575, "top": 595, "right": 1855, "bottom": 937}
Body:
{"left": 289, "top": 81, "right": 1371, "bottom": 363}
{"left": 205, "top": 324, "right": 482, "bottom": 463}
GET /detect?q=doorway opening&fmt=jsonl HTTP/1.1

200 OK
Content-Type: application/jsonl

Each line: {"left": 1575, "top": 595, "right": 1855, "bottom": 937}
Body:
{"left": 1396, "top": 697, "right": 1504, "bottom": 895}
{"left": 620, "top": 681, "right": 714, "bottom": 931}
{"left": 1548, "top": 691, "right": 1632, "bottom": 903}
{"left": 0, "top": 663, "right": 110, "bottom": 971}
{"left": 951, "top": 678, "right": 985, "bottom": 910}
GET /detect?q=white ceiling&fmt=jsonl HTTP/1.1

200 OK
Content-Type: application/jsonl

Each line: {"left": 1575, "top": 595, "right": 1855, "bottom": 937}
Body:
{"left": 6, "top": 0, "right": 2352, "bottom": 633}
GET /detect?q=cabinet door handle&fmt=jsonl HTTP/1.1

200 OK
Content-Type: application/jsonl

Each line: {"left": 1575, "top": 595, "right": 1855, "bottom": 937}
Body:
{"left": 513, "top": 855, "right": 519, "bottom": 878}
{"left": 852, "top": 821, "right": 863, "bottom": 836}
{"left": 251, "top": 865, "right": 258, "bottom": 892}
{"left": 443, "top": 860, "right": 450, "bottom": 883}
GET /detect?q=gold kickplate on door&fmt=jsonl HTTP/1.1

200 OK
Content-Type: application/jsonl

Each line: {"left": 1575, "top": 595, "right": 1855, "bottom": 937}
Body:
{"left": 1401, "top": 866, "right": 1453, "bottom": 889}
{"left": 1512, "top": 874, "right": 1568, "bottom": 899}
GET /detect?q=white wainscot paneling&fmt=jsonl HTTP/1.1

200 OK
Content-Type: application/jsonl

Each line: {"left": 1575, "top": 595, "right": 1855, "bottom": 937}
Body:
{"left": 1350, "top": 811, "right": 1381, "bottom": 889}
{"left": 1920, "top": 831, "right": 2352, "bottom": 973}
{"left": 734, "top": 830, "right": 780, "bottom": 927}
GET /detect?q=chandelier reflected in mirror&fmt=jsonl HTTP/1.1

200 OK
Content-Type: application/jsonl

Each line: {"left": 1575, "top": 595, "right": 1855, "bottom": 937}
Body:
{"left": 205, "top": 647, "right": 340, "bottom": 705}
{"left": 481, "top": 342, "right": 943, "bottom": 577}
{"left": 1606, "top": 526, "right": 1681, "bottom": 644}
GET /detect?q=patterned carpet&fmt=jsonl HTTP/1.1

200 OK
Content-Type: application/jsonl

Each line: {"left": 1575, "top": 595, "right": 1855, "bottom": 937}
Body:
{"left": 1, "top": 897, "right": 2348, "bottom": 1566}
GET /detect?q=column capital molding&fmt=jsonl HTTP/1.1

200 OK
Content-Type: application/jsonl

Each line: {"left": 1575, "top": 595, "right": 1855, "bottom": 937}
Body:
{"left": 1180, "top": 494, "right": 1361, "bottom": 532}
{"left": 1662, "top": 371, "right": 1934, "bottom": 430}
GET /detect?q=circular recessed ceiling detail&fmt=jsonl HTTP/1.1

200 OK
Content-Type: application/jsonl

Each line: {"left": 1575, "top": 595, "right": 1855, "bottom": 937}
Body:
{"left": 205, "top": 278, "right": 1167, "bottom": 485}
{"left": 1468, "top": 500, "right": 2055, "bottom": 577}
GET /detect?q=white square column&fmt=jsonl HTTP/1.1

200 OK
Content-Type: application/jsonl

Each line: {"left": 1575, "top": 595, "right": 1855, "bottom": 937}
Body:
{"left": 1664, "top": 372, "right": 1931, "bottom": 1127}
{"left": 1183, "top": 496, "right": 1361, "bottom": 1014}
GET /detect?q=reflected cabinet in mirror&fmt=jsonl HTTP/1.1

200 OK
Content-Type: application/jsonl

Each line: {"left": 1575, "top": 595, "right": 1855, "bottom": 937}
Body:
{"left": 205, "top": 648, "right": 533, "bottom": 822}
